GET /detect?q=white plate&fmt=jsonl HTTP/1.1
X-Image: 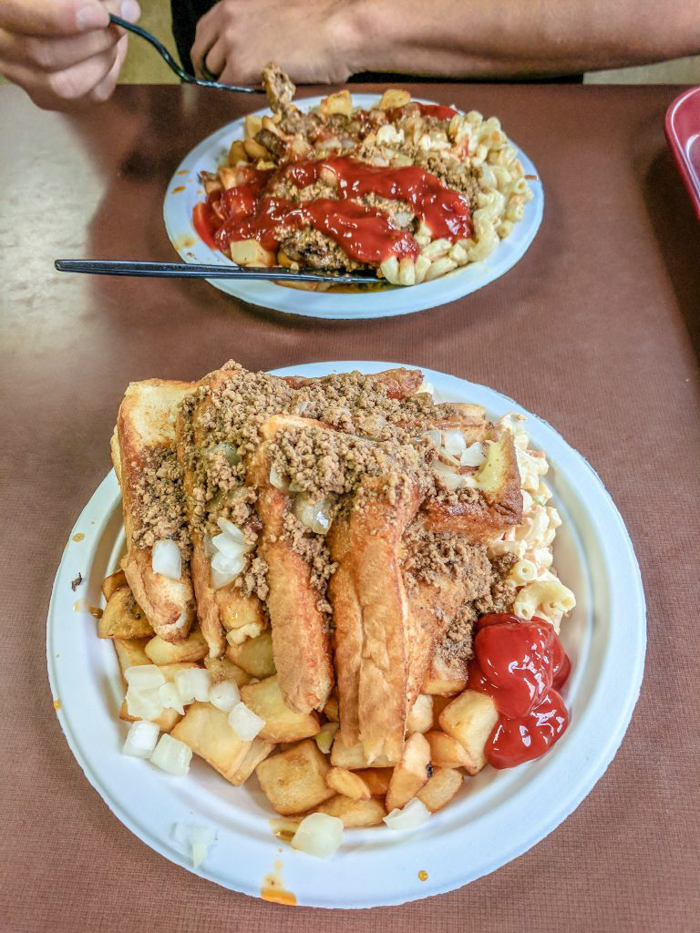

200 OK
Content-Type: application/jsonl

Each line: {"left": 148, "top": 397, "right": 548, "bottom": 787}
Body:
{"left": 163, "top": 96, "right": 544, "bottom": 319}
{"left": 46, "top": 362, "right": 645, "bottom": 908}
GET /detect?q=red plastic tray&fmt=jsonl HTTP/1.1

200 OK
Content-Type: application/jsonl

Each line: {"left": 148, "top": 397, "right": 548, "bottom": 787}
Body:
{"left": 665, "top": 86, "right": 700, "bottom": 219}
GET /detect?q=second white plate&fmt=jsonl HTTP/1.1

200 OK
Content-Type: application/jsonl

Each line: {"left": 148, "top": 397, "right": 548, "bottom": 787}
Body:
{"left": 163, "top": 96, "right": 544, "bottom": 319}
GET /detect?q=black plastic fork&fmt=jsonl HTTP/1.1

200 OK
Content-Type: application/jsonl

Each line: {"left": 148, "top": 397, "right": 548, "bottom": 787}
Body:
{"left": 109, "top": 14, "right": 266, "bottom": 95}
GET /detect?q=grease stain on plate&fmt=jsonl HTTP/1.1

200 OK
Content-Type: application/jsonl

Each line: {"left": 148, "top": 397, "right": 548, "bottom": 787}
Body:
{"left": 172, "top": 186, "right": 186, "bottom": 194}
{"left": 173, "top": 234, "right": 196, "bottom": 250}
{"left": 53, "top": 699, "right": 62, "bottom": 710}
{"left": 72, "top": 533, "right": 85, "bottom": 542}
{"left": 261, "top": 859, "right": 296, "bottom": 906}
{"left": 418, "top": 870, "right": 428, "bottom": 882}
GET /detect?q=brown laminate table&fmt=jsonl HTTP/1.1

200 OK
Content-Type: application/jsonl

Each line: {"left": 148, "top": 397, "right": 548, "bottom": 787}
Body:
{"left": 1, "top": 83, "right": 699, "bottom": 933}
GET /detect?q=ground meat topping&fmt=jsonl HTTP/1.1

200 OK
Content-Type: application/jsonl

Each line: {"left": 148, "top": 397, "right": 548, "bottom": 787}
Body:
{"left": 402, "top": 524, "right": 492, "bottom": 595}
{"left": 131, "top": 447, "right": 190, "bottom": 556}
{"left": 436, "top": 552, "right": 518, "bottom": 662}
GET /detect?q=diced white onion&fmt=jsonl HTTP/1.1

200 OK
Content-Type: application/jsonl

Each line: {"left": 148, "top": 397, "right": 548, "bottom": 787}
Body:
{"left": 151, "top": 539, "right": 182, "bottom": 581}
{"left": 203, "top": 535, "right": 216, "bottom": 558}
{"left": 460, "top": 442, "right": 485, "bottom": 467}
{"left": 228, "top": 701, "right": 265, "bottom": 741}
{"left": 314, "top": 721, "right": 339, "bottom": 755}
{"left": 294, "top": 494, "right": 333, "bottom": 535}
{"left": 210, "top": 442, "right": 239, "bottom": 465}
{"left": 433, "top": 461, "right": 463, "bottom": 491}
{"left": 291, "top": 813, "right": 344, "bottom": 859}
{"left": 150, "top": 734, "right": 192, "bottom": 776}
{"left": 418, "top": 380, "right": 434, "bottom": 396}
{"left": 209, "top": 680, "right": 240, "bottom": 712}
{"left": 211, "top": 567, "right": 239, "bottom": 591}
{"left": 174, "top": 668, "right": 212, "bottom": 704}
{"left": 124, "top": 665, "right": 166, "bottom": 690}
{"left": 159, "top": 681, "right": 185, "bottom": 715}
{"left": 211, "top": 532, "right": 247, "bottom": 561}
{"left": 216, "top": 517, "right": 247, "bottom": 545}
{"left": 173, "top": 823, "right": 217, "bottom": 868}
{"left": 126, "top": 686, "right": 164, "bottom": 721}
{"left": 269, "top": 466, "right": 287, "bottom": 490}
{"left": 122, "top": 720, "right": 160, "bottom": 758}
{"left": 423, "top": 429, "right": 441, "bottom": 448}
{"left": 384, "top": 798, "right": 431, "bottom": 831}
{"left": 442, "top": 429, "right": 467, "bottom": 457}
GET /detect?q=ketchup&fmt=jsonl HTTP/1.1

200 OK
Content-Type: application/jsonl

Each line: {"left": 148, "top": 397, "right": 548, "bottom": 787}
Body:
{"left": 387, "top": 102, "right": 458, "bottom": 122}
{"left": 468, "top": 614, "right": 571, "bottom": 769}
{"left": 195, "top": 155, "right": 472, "bottom": 264}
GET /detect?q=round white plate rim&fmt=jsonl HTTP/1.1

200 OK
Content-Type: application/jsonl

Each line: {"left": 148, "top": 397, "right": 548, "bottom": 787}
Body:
{"left": 163, "top": 95, "right": 544, "bottom": 319}
{"left": 46, "top": 362, "right": 645, "bottom": 908}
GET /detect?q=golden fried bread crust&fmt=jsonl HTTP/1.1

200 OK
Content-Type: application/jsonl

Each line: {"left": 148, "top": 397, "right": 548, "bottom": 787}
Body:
{"left": 281, "top": 367, "right": 423, "bottom": 400}
{"left": 423, "top": 430, "right": 522, "bottom": 541}
{"left": 248, "top": 441, "right": 333, "bottom": 714}
{"left": 114, "top": 379, "right": 195, "bottom": 642}
{"left": 328, "top": 474, "right": 421, "bottom": 764}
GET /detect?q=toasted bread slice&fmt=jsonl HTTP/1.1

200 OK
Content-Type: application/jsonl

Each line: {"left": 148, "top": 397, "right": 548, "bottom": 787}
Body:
{"left": 176, "top": 375, "right": 268, "bottom": 659}
{"left": 281, "top": 367, "right": 423, "bottom": 401}
{"left": 112, "top": 379, "right": 195, "bottom": 642}
{"left": 328, "top": 474, "right": 421, "bottom": 764}
{"left": 247, "top": 436, "right": 333, "bottom": 714}
{"left": 423, "top": 429, "right": 522, "bottom": 541}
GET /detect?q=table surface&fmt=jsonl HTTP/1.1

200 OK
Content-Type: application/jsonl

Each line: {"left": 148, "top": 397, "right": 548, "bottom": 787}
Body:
{"left": 1, "top": 81, "right": 698, "bottom": 933}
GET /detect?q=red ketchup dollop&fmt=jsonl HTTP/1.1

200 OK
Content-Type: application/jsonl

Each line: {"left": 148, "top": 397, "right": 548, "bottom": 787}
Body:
{"left": 468, "top": 614, "right": 571, "bottom": 769}
{"left": 196, "top": 155, "right": 472, "bottom": 265}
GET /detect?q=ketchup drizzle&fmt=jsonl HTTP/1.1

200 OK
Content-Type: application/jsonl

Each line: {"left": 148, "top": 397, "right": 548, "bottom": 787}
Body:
{"left": 197, "top": 155, "right": 472, "bottom": 265}
{"left": 468, "top": 613, "right": 571, "bottom": 769}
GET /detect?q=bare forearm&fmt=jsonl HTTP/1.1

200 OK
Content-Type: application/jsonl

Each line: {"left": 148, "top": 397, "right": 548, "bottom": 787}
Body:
{"left": 340, "top": 0, "right": 700, "bottom": 77}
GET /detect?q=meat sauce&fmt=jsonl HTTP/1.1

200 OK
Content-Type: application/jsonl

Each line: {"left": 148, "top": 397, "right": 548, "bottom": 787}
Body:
{"left": 195, "top": 154, "right": 472, "bottom": 266}
{"left": 468, "top": 613, "right": 571, "bottom": 769}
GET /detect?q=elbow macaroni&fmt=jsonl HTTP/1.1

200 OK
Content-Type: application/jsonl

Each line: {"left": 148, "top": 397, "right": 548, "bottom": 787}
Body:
{"left": 489, "top": 415, "right": 576, "bottom": 632}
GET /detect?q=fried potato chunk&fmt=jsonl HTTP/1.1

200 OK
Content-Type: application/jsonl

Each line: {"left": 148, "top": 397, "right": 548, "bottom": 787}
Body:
{"left": 102, "top": 570, "right": 127, "bottom": 601}
{"left": 227, "top": 737, "right": 276, "bottom": 786}
{"left": 416, "top": 767, "right": 463, "bottom": 812}
{"left": 170, "top": 702, "right": 252, "bottom": 782}
{"left": 406, "top": 695, "right": 433, "bottom": 734}
{"left": 113, "top": 638, "right": 150, "bottom": 674}
{"left": 203, "top": 656, "right": 252, "bottom": 687}
{"left": 424, "top": 730, "right": 472, "bottom": 769}
{"left": 326, "top": 767, "right": 372, "bottom": 801}
{"left": 240, "top": 675, "right": 320, "bottom": 743}
{"left": 98, "top": 587, "right": 154, "bottom": 639}
{"left": 255, "top": 740, "right": 334, "bottom": 816}
{"left": 438, "top": 689, "right": 499, "bottom": 775}
{"left": 144, "top": 629, "right": 208, "bottom": 665}
{"left": 316, "top": 795, "right": 386, "bottom": 827}
{"left": 226, "top": 631, "right": 276, "bottom": 678}
{"left": 385, "top": 732, "right": 432, "bottom": 812}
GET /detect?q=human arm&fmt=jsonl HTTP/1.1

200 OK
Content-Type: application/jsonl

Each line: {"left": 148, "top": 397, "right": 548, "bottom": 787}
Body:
{"left": 0, "top": 0, "right": 140, "bottom": 110}
{"left": 190, "top": 0, "right": 700, "bottom": 85}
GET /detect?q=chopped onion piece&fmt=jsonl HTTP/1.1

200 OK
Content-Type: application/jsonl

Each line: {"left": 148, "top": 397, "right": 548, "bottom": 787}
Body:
{"left": 291, "top": 813, "right": 344, "bottom": 859}
{"left": 384, "top": 797, "right": 430, "bottom": 830}
{"left": 126, "top": 686, "right": 164, "bottom": 721}
{"left": 314, "top": 721, "right": 339, "bottom": 755}
{"left": 442, "top": 429, "right": 467, "bottom": 457}
{"left": 211, "top": 532, "right": 247, "bottom": 561}
{"left": 269, "top": 465, "right": 287, "bottom": 490}
{"left": 433, "top": 461, "right": 463, "bottom": 491}
{"left": 216, "top": 517, "right": 247, "bottom": 545}
{"left": 460, "top": 442, "right": 485, "bottom": 467}
{"left": 122, "top": 720, "right": 160, "bottom": 758}
{"left": 124, "top": 665, "right": 166, "bottom": 690}
{"left": 294, "top": 494, "right": 333, "bottom": 535}
{"left": 173, "top": 823, "right": 217, "bottom": 868}
{"left": 384, "top": 798, "right": 431, "bottom": 831}
{"left": 174, "top": 668, "right": 212, "bottom": 705}
{"left": 203, "top": 535, "right": 216, "bottom": 558}
{"left": 423, "top": 429, "right": 441, "bottom": 449}
{"left": 228, "top": 701, "right": 265, "bottom": 741}
{"left": 417, "top": 380, "right": 434, "bottom": 396}
{"left": 151, "top": 539, "right": 182, "bottom": 581}
{"left": 159, "top": 681, "right": 185, "bottom": 715}
{"left": 209, "top": 680, "right": 240, "bottom": 713}
{"left": 150, "top": 734, "right": 192, "bottom": 776}
{"left": 210, "top": 442, "right": 238, "bottom": 465}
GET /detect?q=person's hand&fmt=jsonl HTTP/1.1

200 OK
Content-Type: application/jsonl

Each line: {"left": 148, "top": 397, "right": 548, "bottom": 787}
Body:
{"left": 0, "top": 0, "right": 140, "bottom": 110}
{"left": 191, "top": 0, "right": 356, "bottom": 86}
